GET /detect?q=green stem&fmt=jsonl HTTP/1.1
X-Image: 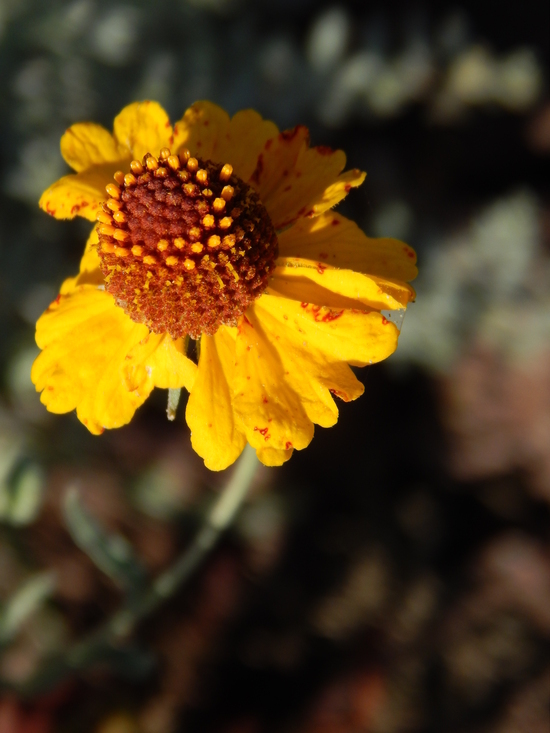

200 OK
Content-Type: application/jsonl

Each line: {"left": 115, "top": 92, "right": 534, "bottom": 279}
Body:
{"left": 21, "top": 444, "right": 260, "bottom": 694}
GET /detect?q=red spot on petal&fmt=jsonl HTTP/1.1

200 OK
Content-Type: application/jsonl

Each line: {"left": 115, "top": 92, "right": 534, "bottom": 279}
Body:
{"left": 262, "top": 396, "right": 268, "bottom": 404}
{"left": 382, "top": 316, "right": 389, "bottom": 325}
{"left": 250, "top": 153, "right": 264, "bottom": 184}
{"left": 265, "top": 139, "right": 273, "bottom": 150}
{"left": 315, "top": 145, "right": 334, "bottom": 156}
{"left": 330, "top": 388, "right": 348, "bottom": 400}
{"left": 283, "top": 314, "right": 288, "bottom": 320}
{"left": 316, "top": 262, "right": 327, "bottom": 274}
{"left": 283, "top": 185, "right": 292, "bottom": 192}
{"left": 321, "top": 309, "right": 343, "bottom": 323}
{"left": 285, "top": 441, "right": 292, "bottom": 450}
{"left": 344, "top": 184, "right": 351, "bottom": 193}
{"left": 254, "top": 426, "right": 270, "bottom": 441}
{"left": 204, "top": 120, "right": 209, "bottom": 126}
{"left": 246, "top": 345, "right": 251, "bottom": 351}
{"left": 319, "top": 252, "right": 328, "bottom": 259}
{"left": 331, "top": 218, "right": 340, "bottom": 226}
{"left": 165, "top": 120, "right": 170, "bottom": 128}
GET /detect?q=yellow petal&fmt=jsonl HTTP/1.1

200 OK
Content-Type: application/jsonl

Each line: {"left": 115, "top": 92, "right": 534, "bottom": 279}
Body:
{"left": 124, "top": 333, "right": 197, "bottom": 392}
{"left": 60, "top": 122, "right": 126, "bottom": 172}
{"left": 113, "top": 101, "right": 173, "bottom": 161}
{"left": 252, "top": 300, "right": 364, "bottom": 428}
{"left": 270, "top": 257, "right": 414, "bottom": 311}
{"left": 39, "top": 164, "right": 119, "bottom": 221}
{"left": 173, "top": 102, "right": 278, "bottom": 181}
{"left": 233, "top": 311, "right": 314, "bottom": 453}
{"left": 256, "top": 446, "right": 294, "bottom": 467}
{"left": 31, "top": 286, "right": 169, "bottom": 434}
{"left": 249, "top": 127, "right": 365, "bottom": 228}
{"left": 60, "top": 226, "right": 103, "bottom": 294}
{"left": 255, "top": 293, "right": 399, "bottom": 368}
{"left": 186, "top": 328, "right": 246, "bottom": 471}
{"left": 278, "top": 212, "right": 418, "bottom": 282}
{"left": 173, "top": 101, "right": 230, "bottom": 161}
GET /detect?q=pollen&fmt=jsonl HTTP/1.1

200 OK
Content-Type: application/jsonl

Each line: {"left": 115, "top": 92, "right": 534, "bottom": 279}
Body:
{"left": 97, "top": 150, "right": 278, "bottom": 338}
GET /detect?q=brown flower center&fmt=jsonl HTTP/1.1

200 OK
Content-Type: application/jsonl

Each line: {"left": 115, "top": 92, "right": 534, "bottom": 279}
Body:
{"left": 96, "top": 147, "right": 278, "bottom": 339}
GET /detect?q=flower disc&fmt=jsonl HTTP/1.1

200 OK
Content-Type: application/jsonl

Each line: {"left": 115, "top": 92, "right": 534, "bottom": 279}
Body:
{"left": 97, "top": 148, "right": 278, "bottom": 338}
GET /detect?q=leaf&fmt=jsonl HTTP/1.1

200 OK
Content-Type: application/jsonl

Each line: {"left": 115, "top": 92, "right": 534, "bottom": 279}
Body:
{"left": 63, "top": 487, "right": 147, "bottom": 595}
{"left": 0, "top": 572, "right": 55, "bottom": 645}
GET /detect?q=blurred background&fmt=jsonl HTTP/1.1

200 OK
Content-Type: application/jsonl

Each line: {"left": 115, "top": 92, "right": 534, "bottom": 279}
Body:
{"left": 0, "top": 0, "right": 549, "bottom": 731}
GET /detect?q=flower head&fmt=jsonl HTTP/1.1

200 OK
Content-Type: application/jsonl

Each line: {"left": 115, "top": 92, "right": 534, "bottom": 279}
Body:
{"left": 32, "top": 101, "right": 417, "bottom": 470}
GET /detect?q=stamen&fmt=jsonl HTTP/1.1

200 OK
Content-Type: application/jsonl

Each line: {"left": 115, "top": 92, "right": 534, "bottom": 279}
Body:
{"left": 221, "top": 185, "right": 234, "bottom": 201}
{"left": 208, "top": 235, "right": 221, "bottom": 248}
{"left": 213, "top": 198, "right": 226, "bottom": 213}
{"left": 112, "top": 211, "right": 126, "bottom": 223}
{"left": 106, "top": 184, "right": 120, "bottom": 199}
{"left": 159, "top": 147, "right": 171, "bottom": 161}
{"left": 146, "top": 156, "right": 159, "bottom": 171}
{"left": 113, "top": 229, "right": 129, "bottom": 242}
{"left": 167, "top": 155, "right": 180, "bottom": 170}
{"left": 179, "top": 149, "right": 191, "bottom": 165}
{"left": 157, "top": 239, "right": 169, "bottom": 251}
{"left": 131, "top": 245, "right": 143, "bottom": 256}
{"left": 130, "top": 160, "right": 144, "bottom": 175}
{"left": 143, "top": 255, "right": 156, "bottom": 265}
{"left": 196, "top": 169, "right": 208, "bottom": 185}
{"left": 202, "top": 215, "right": 215, "bottom": 228}
{"left": 124, "top": 173, "right": 137, "bottom": 187}
{"left": 219, "top": 217, "right": 233, "bottom": 229}
{"left": 97, "top": 211, "right": 112, "bottom": 224}
{"left": 114, "top": 171, "right": 125, "bottom": 185}
{"left": 219, "top": 164, "right": 233, "bottom": 181}
{"left": 166, "top": 256, "right": 178, "bottom": 266}
{"left": 187, "top": 157, "right": 199, "bottom": 173}
{"left": 106, "top": 199, "right": 123, "bottom": 212}
{"left": 174, "top": 238, "right": 185, "bottom": 249}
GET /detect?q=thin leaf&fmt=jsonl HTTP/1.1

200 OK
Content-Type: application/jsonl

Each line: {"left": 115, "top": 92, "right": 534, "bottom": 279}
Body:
{"left": 0, "top": 572, "right": 55, "bottom": 644}
{"left": 63, "top": 487, "right": 147, "bottom": 595}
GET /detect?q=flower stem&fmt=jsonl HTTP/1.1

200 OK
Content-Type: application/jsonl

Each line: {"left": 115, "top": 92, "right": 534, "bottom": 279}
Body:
{"left": 21, "top": 444, "right": 260, "bottom": 695}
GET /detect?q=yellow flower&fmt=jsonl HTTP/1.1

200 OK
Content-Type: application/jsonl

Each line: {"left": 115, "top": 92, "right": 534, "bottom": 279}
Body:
{"left": 32, "top": 101, "right": 417, "bottom": 470}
